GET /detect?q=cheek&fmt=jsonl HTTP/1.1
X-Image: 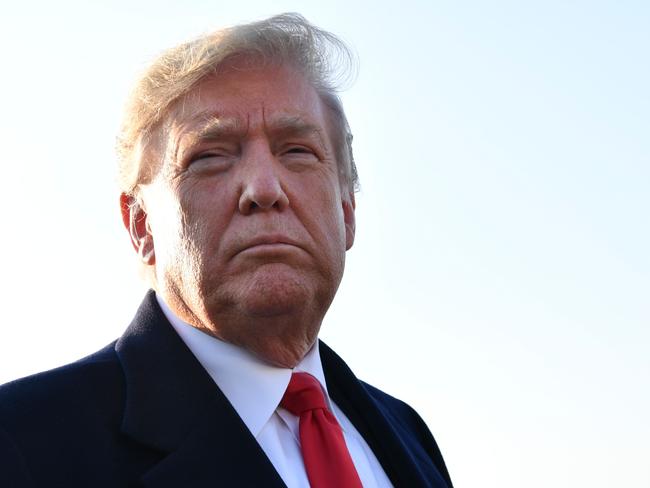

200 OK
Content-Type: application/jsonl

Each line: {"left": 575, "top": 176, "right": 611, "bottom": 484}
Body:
{"left": 309, "top": 189, "right": 347, "bottom": 249}
{"left": 177, "top": 186, "right": 233, "bottom": 254}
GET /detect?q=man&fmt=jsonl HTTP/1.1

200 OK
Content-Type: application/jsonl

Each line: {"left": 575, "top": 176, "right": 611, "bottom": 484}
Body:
{"left": 0, "top": 14, "right": 453, "bottom": 487}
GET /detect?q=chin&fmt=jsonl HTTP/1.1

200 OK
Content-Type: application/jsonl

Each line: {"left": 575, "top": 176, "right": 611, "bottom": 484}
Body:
{"left": 235, "top": 264, "right": 315, "bottom": 317}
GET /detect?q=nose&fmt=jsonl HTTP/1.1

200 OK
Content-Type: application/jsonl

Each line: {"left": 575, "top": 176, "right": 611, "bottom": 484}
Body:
{"left": 238, "top": 152, "right": 290, "bottom": 215}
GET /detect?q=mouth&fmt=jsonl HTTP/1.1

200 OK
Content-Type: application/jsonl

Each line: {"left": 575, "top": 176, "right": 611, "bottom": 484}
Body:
{"left": 237, "top": 235, "right": 303, "bottom": 255}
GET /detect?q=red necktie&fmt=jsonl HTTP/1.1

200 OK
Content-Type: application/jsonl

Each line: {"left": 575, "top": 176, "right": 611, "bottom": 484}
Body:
{"left": 281, "top": 372, "right": 363, "bottom": 488}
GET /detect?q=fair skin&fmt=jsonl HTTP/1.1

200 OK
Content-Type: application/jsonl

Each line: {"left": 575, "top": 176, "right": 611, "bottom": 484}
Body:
{"left": 120, "top": 61, "right": 355, "bottom": 368}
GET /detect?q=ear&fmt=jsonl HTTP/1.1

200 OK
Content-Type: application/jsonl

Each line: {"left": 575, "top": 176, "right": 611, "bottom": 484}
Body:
{"left": 343, "top": 192, "right": 356, "bottom": 251}
{"left": 120, "top": 193, "right": 155, "bottom": 265}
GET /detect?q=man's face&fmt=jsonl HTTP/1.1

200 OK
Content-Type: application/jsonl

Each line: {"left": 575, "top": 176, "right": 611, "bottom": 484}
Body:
{"left": 127, "top": 61, "right": 355, "bottom": 366}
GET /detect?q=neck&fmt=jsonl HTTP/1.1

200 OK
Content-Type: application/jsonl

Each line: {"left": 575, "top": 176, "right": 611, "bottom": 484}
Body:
{"left": 158, "top": 288, "right": 324, "bottom": 368}
{"left": 202, "top": 309, "right": 323, "bottom": 368}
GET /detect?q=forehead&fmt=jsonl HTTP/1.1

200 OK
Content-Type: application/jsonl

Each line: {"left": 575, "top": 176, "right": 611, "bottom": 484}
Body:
{"left": 167, "top": 61, "right": 329, "bottom": 132}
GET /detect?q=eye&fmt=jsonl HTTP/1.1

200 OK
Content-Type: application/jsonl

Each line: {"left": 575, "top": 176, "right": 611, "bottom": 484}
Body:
{"left": 286, "top": 147, "right": 313, "bottom": 154}
{"left": 193, "top": 150, "right": 228, "bottom": 161}
{"left": 277, "top": 144, "right": 322, "bottom": 173}
{"left": 281, "top": 145, "right": 319, "bottom": 160}
{"left": 187, "top": 149, "right": 235, "bottom": 173}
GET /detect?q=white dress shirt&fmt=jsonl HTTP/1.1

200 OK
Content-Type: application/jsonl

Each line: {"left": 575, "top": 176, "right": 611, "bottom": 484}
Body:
{"left": 156, "top": 295, "right": 392, "bottom": 488}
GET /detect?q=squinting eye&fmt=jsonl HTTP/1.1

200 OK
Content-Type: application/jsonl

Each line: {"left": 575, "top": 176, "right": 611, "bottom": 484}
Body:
{"left": 193, "top": 151, "right": 228, "bottom": 161}
{"left": 187, "top": 151, "right": 234, "bottom": 173}
{"left": 283, "top": 146, "right": 318, "bottom": 158}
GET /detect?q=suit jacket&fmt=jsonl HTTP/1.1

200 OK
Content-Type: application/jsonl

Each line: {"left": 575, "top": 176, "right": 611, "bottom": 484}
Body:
{"left": 0, "top": 291, "right": 453, "bottom": 487}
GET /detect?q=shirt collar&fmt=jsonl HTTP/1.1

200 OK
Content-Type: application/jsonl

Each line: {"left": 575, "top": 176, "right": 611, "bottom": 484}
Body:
{"left": 155, "top": 293, "right": 334, "bottom": 437}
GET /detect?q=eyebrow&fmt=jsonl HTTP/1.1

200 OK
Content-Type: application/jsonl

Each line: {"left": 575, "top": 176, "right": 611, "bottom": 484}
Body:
{"left": 265, "top": 115, "right": 329, "bottom": 152}
{"left": 176, "top": 113, "right": 329, "bottom": 154}
{"left": 189, "top": 116, "right": 246, "bottom": 144}
{"left": 267, "top": 115, "right": 325, "bottom": 138}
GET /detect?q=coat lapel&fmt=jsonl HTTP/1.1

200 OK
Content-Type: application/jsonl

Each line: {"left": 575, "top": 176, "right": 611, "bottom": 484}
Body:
{"left": 115, "top": 291, "right": 286, "bottom": 488}
{"left": 320, "top": 341, "right": 452, "bottom": 488}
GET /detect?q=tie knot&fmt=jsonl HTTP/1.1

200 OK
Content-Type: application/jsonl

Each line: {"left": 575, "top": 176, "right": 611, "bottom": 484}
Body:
{"left": 281, "top": 372, "right": 328, "bottom": 416}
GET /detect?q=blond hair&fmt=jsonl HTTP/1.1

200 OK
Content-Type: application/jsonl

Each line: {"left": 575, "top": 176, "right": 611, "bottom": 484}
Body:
{"left": 116, "top": 13, "right": 358, "bottom": 196}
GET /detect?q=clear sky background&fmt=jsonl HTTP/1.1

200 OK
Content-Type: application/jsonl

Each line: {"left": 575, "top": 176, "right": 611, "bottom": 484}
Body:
{"left": 0, "top": 1, "right": 648, "bottom": 487}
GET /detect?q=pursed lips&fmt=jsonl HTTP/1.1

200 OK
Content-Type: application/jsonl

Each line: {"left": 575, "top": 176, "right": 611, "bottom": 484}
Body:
{"left": 236, "top": 234, "right": 304, "bottom": 255}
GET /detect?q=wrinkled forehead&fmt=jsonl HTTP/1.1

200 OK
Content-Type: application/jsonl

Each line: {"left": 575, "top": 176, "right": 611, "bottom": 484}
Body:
{"left": 158, "top": 62, "right": 335, "bottom": 149}
{"left": 170, "top": 61, "right": 324, "bottom": 123}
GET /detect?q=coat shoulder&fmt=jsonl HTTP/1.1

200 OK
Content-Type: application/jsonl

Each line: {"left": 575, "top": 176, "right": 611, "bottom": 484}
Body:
{"left": 0, "top": 342, "right": 129, "bottom": 485}
{"left": 361, "top": 381, "right": 431, "bottom": 438}
{"left": 360, "top": 381, "right": 454, "bottom": 487}
{"left": 0, "top": 342, "right": 122, "bottom": 421}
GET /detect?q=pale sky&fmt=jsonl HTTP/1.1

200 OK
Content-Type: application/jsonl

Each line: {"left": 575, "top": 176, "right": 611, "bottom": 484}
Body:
{"left": 0, "top": 1, "right": 648, "bottom": 487}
